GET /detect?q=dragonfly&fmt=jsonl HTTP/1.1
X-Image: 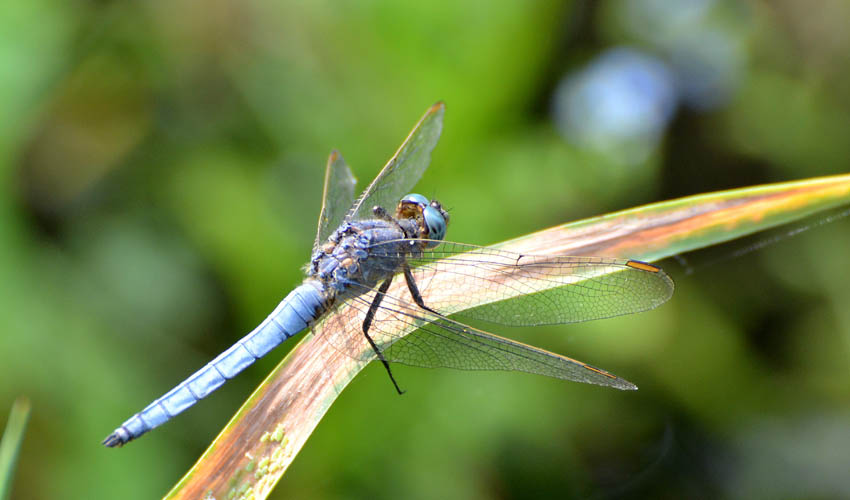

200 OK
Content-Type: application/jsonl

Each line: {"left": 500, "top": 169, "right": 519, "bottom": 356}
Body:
{"left": 103, "top": 102, "right": 674, "bottom": 447}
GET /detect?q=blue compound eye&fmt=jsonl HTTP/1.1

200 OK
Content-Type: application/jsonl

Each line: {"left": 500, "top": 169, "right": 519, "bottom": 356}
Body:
{"left": 401, "top": 193, "right": 429, "bottom": 207}
{"left": 423, "top": 205, "right": 447, "bottom": 241}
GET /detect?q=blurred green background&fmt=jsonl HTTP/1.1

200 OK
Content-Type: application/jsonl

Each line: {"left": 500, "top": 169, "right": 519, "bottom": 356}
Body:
{"left": 3, "top": 1, "right": 850, "bottom": 499}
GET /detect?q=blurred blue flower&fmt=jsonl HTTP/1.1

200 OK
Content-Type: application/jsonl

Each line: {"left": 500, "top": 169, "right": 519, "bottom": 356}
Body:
{"left": 553, "top": 47, "right": 677, "bottom": 165}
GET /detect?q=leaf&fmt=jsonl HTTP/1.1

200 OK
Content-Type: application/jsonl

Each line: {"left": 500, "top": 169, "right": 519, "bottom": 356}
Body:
{"left": 0, "top": 398, "right": 31, "bottom": 500}
{"left": 164, "top": 173, "right": 850, "bottom": 500}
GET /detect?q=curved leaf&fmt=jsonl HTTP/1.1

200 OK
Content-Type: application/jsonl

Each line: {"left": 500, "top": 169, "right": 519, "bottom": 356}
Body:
{"left": 165, "top": 173, "right": 850, "bottom": 500}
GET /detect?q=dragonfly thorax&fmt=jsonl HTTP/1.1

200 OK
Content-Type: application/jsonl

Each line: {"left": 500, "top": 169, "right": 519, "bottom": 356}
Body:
{"left": 309, "top": 194, "right": 450, "bottom": 296}
{"left": 309, "top": 217, "right": 420, "bottom": 296}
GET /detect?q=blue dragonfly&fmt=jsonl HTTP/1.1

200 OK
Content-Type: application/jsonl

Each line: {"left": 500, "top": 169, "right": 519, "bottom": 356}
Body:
{"left": 103, "top": 102, "right": 673, "bottom": 447}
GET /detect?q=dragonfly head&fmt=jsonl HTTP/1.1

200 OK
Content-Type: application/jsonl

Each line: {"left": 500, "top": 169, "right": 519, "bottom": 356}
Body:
{"left": 397, "top": 193, "right": 449, "bottom": 247}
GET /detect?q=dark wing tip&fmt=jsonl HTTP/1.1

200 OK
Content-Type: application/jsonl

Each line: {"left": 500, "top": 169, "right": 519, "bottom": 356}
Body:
{"left": 429, "top": 101, "right": 446, "bottom": 113}
{"left": 625, "top": 260, "right": 662, "bottom": 273}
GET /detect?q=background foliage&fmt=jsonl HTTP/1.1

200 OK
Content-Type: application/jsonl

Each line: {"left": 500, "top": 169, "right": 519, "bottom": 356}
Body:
{"left": 2, "top": 1, "right": 850, "bottom": 498}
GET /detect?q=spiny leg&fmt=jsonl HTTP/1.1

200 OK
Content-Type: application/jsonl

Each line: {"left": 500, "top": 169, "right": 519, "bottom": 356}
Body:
{"left": 372, "top": 205, "right": 411, "bottom": 235}
{"left": 403, "top": 263, "right": 439, "bottom": 315}
{"left": 363, "top": 277, "right": 405, "bottom": 395}
{"left": 371, "top": 205, "right": 394, "bottom": 222}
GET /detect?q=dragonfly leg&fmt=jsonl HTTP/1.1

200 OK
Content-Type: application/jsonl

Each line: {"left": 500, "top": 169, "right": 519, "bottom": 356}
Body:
{"left": 403, "top": 263, "right": 439, "bottom": 315}
{"left": 372, "top": 206, "right": 412, "bottom": 235}
{"left": 371, "top": 205, "right": 393, "bottom": 221}
{"left": 362, "top": 277, "right": 405, "bottom": 395}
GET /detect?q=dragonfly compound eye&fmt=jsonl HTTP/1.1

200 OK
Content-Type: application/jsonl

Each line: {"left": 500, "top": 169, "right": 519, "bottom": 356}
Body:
{"left": 401, "top": 193, "right": 429, "bottom": 206}
{"left": 430, "top": 199, "right": 449, "bottom": 226}
{"left": 423, "top": 205, "right": 447, "bottom": 242}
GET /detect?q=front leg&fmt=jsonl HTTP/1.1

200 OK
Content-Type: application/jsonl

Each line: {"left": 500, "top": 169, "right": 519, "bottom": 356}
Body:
{"left": 362, "top": 277, "right": 405, "bottom": 395}
{"left": 402, "top": 262, "right": 439, "bottom": 315}
{"left": 372, "top": 205, "right": 395, "bottom": 223}
{"left": 372, "top": 205, "right": 409, "bottom": 234}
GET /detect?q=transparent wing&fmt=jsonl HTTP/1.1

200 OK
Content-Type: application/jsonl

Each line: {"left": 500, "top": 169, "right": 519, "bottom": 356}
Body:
{"left": 313, "top": 151, "right": 357, "bottom": 251}
{"left": 345, "top": 102, "right": 445, "bottom": 222}
{"left": 315, "top": 241, "right": 672, "bottom": 389}
{"left": 367, "top": 240, "right": 675, "bottom": 326}
{"left": 316, "top": 284, "right": 636, "bottom": 389}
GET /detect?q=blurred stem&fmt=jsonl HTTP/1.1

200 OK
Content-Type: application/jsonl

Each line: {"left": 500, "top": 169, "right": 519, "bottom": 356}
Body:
{"left": 0, "top": 398, "right": 31, "bottom": 500}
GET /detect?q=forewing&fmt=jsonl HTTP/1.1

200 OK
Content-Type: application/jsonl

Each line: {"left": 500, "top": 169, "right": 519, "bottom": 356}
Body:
{"left": 346, "top": 103, "right": 445, "bottom": 222}
{"left": 368, "top": 241, "right": 674, "bottom": 326}
{"left": 313, "top": 151, "right": 357, "bottom": 251}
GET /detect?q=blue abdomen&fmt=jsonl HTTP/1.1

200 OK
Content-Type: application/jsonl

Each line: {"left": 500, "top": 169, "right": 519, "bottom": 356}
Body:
{"left": 103, "top": 282, "right": 326, "bottom": 447}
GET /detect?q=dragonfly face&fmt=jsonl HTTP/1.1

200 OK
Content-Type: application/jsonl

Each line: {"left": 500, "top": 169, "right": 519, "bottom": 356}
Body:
{"left": 396, "top": 193, "right": 449, "bottom": 245}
